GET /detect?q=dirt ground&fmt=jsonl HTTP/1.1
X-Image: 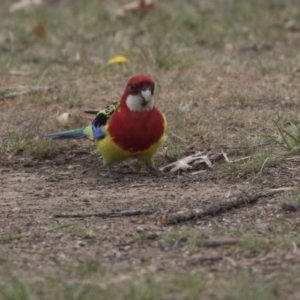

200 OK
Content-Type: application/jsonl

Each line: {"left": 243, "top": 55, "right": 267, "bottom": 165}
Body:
{"left": 1, "top": 149, "right": 299, "bottom": 279}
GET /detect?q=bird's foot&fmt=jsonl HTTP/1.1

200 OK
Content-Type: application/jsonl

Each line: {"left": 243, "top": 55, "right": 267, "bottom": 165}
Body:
{"left": 146, "top": 165, "right": 164, "bottom": 177}
{"left": 99, "top": 172, "right": 122, "bottom": 179}
{"left": 99, "top": 166, "right": 122, "bottom": 179}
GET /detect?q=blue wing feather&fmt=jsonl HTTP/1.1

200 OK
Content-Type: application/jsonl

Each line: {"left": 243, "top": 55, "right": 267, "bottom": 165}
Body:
{"left": 92, "top": 124, "right": 105, "bottom": 140}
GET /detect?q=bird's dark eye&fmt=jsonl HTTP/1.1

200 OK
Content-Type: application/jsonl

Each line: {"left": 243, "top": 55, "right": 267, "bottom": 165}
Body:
{"left": 130, "top": 84, "right": 136, "bottom": 91}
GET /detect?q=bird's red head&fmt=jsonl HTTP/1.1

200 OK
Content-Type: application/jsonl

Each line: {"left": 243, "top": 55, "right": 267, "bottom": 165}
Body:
{"left": 121, "top": 75, "right": 155, "bottom": 111}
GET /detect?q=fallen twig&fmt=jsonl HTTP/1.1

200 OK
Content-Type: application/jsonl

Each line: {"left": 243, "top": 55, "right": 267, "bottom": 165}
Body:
{"left": 6, "top": 70, "right": 35, "bottom": 77}
{"left": 47, "top": 222, "right": 79, "bottom": 232}
{"left": 160, "top": 188, "right": 284, "bottom": 225}
{"left": 196, "top": 238, "right": 239, "bottom": 247}
{"left": 221, "top": 149, "right": 252, "bottom": 164}
{"left": 285, "top": 156, "right": 300, "bottom": 162}
{"left": 54, "top": 209, "right": 156, "bottom": 218}
{"left": 188, "top": 255, "right": 223, "bottom": 265}
{"left": 268, "top": 187, "right": 295, "bottom": 192}
{"left": 222, "top": 142, "right": 273, "bottom": 149}
{"left": 1, "top": 86, "right": 56, "bottom": 100}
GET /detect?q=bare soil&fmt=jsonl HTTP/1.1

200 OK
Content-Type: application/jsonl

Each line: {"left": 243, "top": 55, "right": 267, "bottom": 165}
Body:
{"left": 1, "top": 150, "right": 299, "bottom": 278}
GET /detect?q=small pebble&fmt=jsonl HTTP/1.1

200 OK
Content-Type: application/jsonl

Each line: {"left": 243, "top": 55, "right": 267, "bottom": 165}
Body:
{"left": 75, "top": 240, "right": 86, "bottom": 248}
{"left": 136, "top": 226, "right": 145, "bottom": 233}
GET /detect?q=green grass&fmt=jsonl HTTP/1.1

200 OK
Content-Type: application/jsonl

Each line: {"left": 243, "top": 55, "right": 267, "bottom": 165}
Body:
{"left": 0, "top": 263, "right": 299, "bottom": 300}
{"left": 47, "top": 223, "right": 94, "bottom": 238}
{"left": 0, "top": 112, "right": 57, "bottom": 158}
{"left": 218, "top": 153, "right": 281, "bottom": 178}
{"left": 162, "top": 228, "right": 202, "bottom": 245}
{"left": 273, "top": 117, "right": 300, "bottom": 152}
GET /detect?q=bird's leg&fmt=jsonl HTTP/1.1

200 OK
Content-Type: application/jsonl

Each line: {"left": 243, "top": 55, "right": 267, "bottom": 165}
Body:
{"left": 99, "top": 164, "right": 122, "bottom": 179}
{"left": 145, "top": 161, "right": 163, "bottom": 177}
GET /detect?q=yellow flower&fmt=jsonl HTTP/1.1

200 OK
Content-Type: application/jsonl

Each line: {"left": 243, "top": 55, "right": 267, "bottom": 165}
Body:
{"left": 107, "top": 55, "right": 129, "bottom": 65}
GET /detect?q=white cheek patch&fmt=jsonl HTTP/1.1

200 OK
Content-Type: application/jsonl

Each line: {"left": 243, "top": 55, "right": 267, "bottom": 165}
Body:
{"left": 126, "top": 94, "right": 154, "bottom": 111}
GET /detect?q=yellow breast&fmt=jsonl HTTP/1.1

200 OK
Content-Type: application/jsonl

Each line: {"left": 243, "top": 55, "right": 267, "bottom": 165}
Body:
{"left": 96, "top": 113, "right": 167, "bottom": 166}
{"left": 96, "top": 131, "right": 166, "bottom": 165}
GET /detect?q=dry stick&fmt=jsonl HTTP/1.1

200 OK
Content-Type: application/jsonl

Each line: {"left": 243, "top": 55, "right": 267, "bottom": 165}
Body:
{"left": 188, "top": 256, "right": 223, "bottom": 265}
{"left": 54, "top": 209, "right": 156, "bottom": 219}
{"left": 1, "top": 86, "right": 55, "bottom": 100}
{"left": 6, "top": 70, "right": 35, "bottom": 76}
{"left": 196, "top": 239, "right": 239, "bottom": 247}
{"left": 222, "top": 142, "right": 274, "bottom": 150}
{"left": 160, "top": 188, "right": 283, "bottom": 225}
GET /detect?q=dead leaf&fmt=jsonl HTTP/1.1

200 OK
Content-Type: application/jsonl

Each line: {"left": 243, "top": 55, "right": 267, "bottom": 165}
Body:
{"left": 170, "top": 161, "right": 193, "bottom": 173}
{"left": 178, "top": 100, "right": 194, "bottom": 112}
{"left": 160, "top": 152, "right": 213, "bottom": 173}
{"left": 117, "top": 0, "right": 156, "bottom": 17}
{"left": 284, "top": 19, "right": 299, "bottom": 32}
{"left": 107, "top": 55, "right": 129, "bottom": 65}
{"left": 196, "top": 155, "right": 212, "bottom": 168}
{"left": 224, "top": 43, "right": 234, "bottom": 53}
{"left": 32, "top": 24, "right": 46, "bottom": 38}
{"left": 56, "top": 113, "right": 72, "bottom": 127}
{"left": 10, "top": 0, "right": 44, "bottom": 12}
{"left": 195, "top": 39, "right": 208, "bottom": 46}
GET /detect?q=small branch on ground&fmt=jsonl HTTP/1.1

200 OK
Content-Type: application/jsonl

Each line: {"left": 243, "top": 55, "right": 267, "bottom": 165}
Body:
{"left": 160, "top": 188, "right": 284, "bottom": 225}
{"left": 188, "top": 255, "right": 223, "bottom": 265}
{"left": 221, "top": 149, "right": 252, "bottom": 164}
{"left": 6, "top": 70, "right": 35, "bottom": 77}
{"left": 1, "top": 86, "right": 57, "bottom": 100}
{"left": 222, "top": 142, "right": 274, "bottom": 150}
{"left": 54, "top": 188, "right": 289, "bottom": 222}
{"left": 196, "top": 238, "right": 239, "bottom": 247}
{"left": 282, "top": 200, "right": 300, "bottom": 212}
{"left": 54, "top": 209, "right": 156, "bottom": 219}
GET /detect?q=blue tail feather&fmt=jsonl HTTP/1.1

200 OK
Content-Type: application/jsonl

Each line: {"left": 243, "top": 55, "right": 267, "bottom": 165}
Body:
{"left": 44, "top": 128, "right": 86, "bottom": 140}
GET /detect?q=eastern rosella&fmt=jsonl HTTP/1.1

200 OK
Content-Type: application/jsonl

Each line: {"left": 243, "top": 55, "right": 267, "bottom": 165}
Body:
{"left": 45, "top": 75, "right": 167, "bottom": 177}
